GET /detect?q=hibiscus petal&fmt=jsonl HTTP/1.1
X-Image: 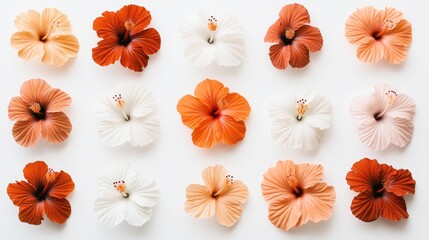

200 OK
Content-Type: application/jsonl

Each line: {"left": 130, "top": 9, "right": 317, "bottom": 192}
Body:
{"left": 271, "top": 118, "right": 322, "bottom": 150}
{"left": 185, "top": 184, "right": 216, "bottom": 218}
{"left": 220, "top": 93, "right": 251, "bottom": 121}
{"left": 289, "top": 43, "right": 310, "bottom": 68}
{"left": 94, "top": 194, "right": 126, "bottom": 227}
{"left": 179, "top": 9, "right": 209, "bottom": 43}
{"left": 7, "top": 181, "right": 35, "bottom": 206}
{"left": 41, "top": 8, "right": 73, "bottom": 35}
{"left": 350, "top": 94, "right": 379, "bottom": 125}
{"left": 116, "top": 81, "right": 156, "bottom": 118}
{"left": 383, "top": 42, "right": 409, "bottom": 64}
{"left": 218, "top": 180, "right": 248, "bottom": 204}
{"left": 264, "top": 20, "right": 283, "bottom": 43}
{"left": 295, "top": 163, "right": 324, "bottom": 189}
{"left": 350, "top": 191, "right": 382, "bottom": 222}
{"left": 20, "top": 78, "right": 52, "bottom": 104}
{"left": 268, "top": 94, "right": 296, "bottom": 120}
{"left": 43, "top": 197, "right": 71, "bottom": 224}
{"left": 194, "top": 79, "right": 229, "bottom": 108}
{"left": 177, "top": 95, "right": 211, "bottom": 129}
{"left": 8, "top": 97, "right": 31, "bottom": 121}
{"left": 97, "top": 162, "right": 138, "bottom": 195}
{"left": 120, "top": 44, "right": 149, "bottom": 72}
{"left": 279, "top": 3, "right": 310, "bottom": 30}
{"left": 92, "top": 38, "right": 123, "bottom": 67}
{"left": 42, "top": 88, "right": 72, "bottom": 113}
{"left": 132, "top": 28, "right": 161, "bottom": 55}
{"left": 41, "top": 112, "right": 72, "bottom": 143}
{"left": 125, "top": 201, "right": 152, "bottom": 226}
{"left": 93, "top": 10, "right": 124, "bottom": 38}
{"left": 346, "top": 158, "right": 380, "bottom": 193}
{"left": 48, "top": 171, "right": 75, "bottom": 199}
{"left": 379, "top": 192, "right": 409, "bottom": 221}
{"left": 382, "top": 8, "right": 403, "bottom": 24}
{"left": 130, "top": 116, "right": 159, "bottom": 147}
{"left": 129, "top": 176, "right": 159, "bottom": 208}
{"left": 12, "top": 120, "right": 43, "bottom": 147}
{"left": 356, "top": 38, "right": 384, "bottom": 63}
{"left": 385, "top": 117, "right": 414, "bottom": 148}
{"left": 386, "top": 169, "right": 416, "bottom": 196}
{"left": 294, "top": 25, "right": 323, "bottom": 52}
{"left": 261, "top": 160, "right": 295, "bottom": 203}
{"left": 269, "top": 43, "right": 291, "bottom": 69}
{"left": 304, "top": 95, "right": 332, "bottom": 130}
{"left": 18, "top": 198, "right": 44, "bottom": 225}
{"left": 356, "top": 120, "right": 391, "bottom": 151}
{"left": 42, "top": 35, "right": 79, "bottom": 66}
{"left": 215, "top": 12, "right": 245, "bottom": 40}
{"left": 184, "top": 41, "right": 216, "bottom": 66}
{"left": 296, "top": 183, "right": 335, "bottom": 227}
{"left": 345, "top": 6, "right": 381, "bottom": 44}
{"left": 116, "top": 4, "right": 152, "bottom": 36}
{"left": 214, "top": 37, "right": 245, "bottom": 66}
{"left": 10, "top": 32, "right": 44, "bottom": 61}
{"left": 23, "top": 161, "right": 48, "bottom": 188}
{"left": 268, "top": 196, "right": 302, "bottom": 231}
{"left": 215, "top": 199, "right": 243, "bottom": 227}
{"left": 383, "top": 19, "right": 412, "bottom": 47}
{"left": 201, "top": 165, "right": 228, "bottom": 193}
{"left": 14, "top": 10, "right": 41, "bottom": 34}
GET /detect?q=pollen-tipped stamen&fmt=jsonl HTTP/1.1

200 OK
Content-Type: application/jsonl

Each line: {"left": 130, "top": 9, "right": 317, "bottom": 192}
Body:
{"left": 207, "top": 16, "right": 218, "bottom": 44}
{"left": 376, "top": 90, "right": 397, "bottom": 120}
{"left": 41, "top": 21, "right": 60, "bottom": 41}
{"left": 296, "top": 99, "right": 308, "bottom": 121}
{"left": 113, "top": 94, "right": 130, "bottom": 121}
{"left": 114, "top": 181, "right": 129, "bottom": 198}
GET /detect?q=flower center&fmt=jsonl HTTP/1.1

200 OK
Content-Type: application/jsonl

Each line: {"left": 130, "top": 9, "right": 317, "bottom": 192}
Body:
{"left": 375, "top": 90, "right": 397, "bottom": 120}
{"left": 286, "top": 174, "right": 302, "bottom": 197}
{"left": 124, "top": 19, "right": 135, "bottom": 31}
{"left": 207, "top": 16, "right": 218, "bottom": 44}
{"left": 34, "top": 168, "right": 59, "bottom": 201}
{"left": 29, "top": 102, "right": 46, "bottom": 120}
{"left": 41, "top": 21, "right": 60, "bottom": 42}
{"left": 296, "top": 99, "right": 308, "bottom": 121}
{"left": 210, "top": 99, "right": 227, "bottom": 118}
{"left": 285, "top": 28, "right": 295, "bottom": 40}
{"left": 113, "top": 181, "right": 129, "bottom": 198}
{"left": 372, "top": 182, "right": 385, "bottom": 198}
{"left": 212, "top": 175, "right": 234, "bottom": 198}
{"left": 113, "top": 94, "right": 130, "bottom": 121}
{"left": 121, "top": 18, "right": 135, "bottom": 46}
{"left": 373, "top": 19, "right": 396, "bottom": 40}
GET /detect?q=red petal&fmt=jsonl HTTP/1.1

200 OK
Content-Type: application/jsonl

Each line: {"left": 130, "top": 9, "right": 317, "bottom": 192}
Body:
{"left": 132, "top": 28, "right": 161, "bottom": 55}
{"left": 93, "top": 10, "right": 124, "bottom": 38}
{"left": 116, "top": 4, "right": 152, "bottom": 36}
{"left": 289, "top": 43, "right": 310, "bottom": 68}
{"left": 92, "top": 38, "right": 123, "bottom": 66}
{"left": 264, "top": 20, "right": 283, "bottom": 43}
{"left": 41, "top": 112, "right": 72, "bottom": 143}
{"left": 346, "top": 158, "right": 380, "bottom": 193}
{"left": 350, "top": 191, "right": 382, "bottom": 222}
{"left": 48, "top": 171, "right": 75, "bottom": 199}
{"left": 7, "top": 181, "right": 35, "bottom": 206}
{"left": 294, "top": 25, "right": 323, "bottom": 52}
{"left": 379, "top": 192, "right": 409, "bottom": 221}
{"left": 23, "top": 161, "right": 48, "bottom": 188}
{"left": 269, "top": 43, "right": 291, "bottom": 69}
{"left": 18, "top": 199, "right": 44, "bottom": 225}
{"left": 385, "top": 169, "right": 416, "bottom": 196}
{"left": 119, "top": 43, "right": 149, "bottom": 72}
{"left": 279, "top": 3, "right": 310, "bottom": 30}
{"left": 43, "top": 197, "right": 72, "bottom": 224}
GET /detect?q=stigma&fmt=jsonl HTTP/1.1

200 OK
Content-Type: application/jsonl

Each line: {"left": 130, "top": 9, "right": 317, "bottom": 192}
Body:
{"left": 125, "top": 19, "right": 135, "bottom": 31}
{"left": 29, "top": 102, "right": 42, "bottom": 114}
{"left": 113, "top": 181, "right": 129, "bottom": 198}
{"left": 386, "top": 90, "right": 397, "bottom": 105}
{"left": 208, "top": 16, "right": 218, "bottom": 31}
{"left": 296, "top": 99, "right": 308, "bottom": 121}
{"left": 286, "top": 174, "right": 300, "bottom": 195}
{"left": 46, "top": 168, "right": 59, "bottom": 183}
{"left": 285, "top": 28, "right": 295, "bottom": 39}
{"left": 113, "top": 94, "right": 130, "bottom": 121}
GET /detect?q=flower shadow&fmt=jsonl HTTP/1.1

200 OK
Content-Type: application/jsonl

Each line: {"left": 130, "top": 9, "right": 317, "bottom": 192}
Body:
{"left": 283, "top": 217, "right": 333, "bottom": 236}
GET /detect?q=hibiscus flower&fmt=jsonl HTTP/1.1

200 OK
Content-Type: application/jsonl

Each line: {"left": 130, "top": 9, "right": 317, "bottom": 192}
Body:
{"left": 185, "top": 165, "right": 248, "bottom": 227}
{"left": 7, "top": 161, "right": 75, "bottom": 225}
{"left": 11, "top": 8, "right": 79, "bottom": 66}
{"left": 94, "top": 162, "right": 159, "bottom": 227}
{"left": 264, "top": 3, "right": 323, "bottom": 69}
{"left": 261, "top": 160, "right": 335, "bottom": 231}
{"left": 346, "top": 158, "right": 415, "bottom": 222}
{"left": 268, "top": 91, "right": 332, "bottom": 150}
{"left": 345, "top": 6, "right": 412, "bottom": 64}
{"left": 180, "top": 8, "right": 245, "bottom": 66}
{"left": 92, "top": 4, "right": 161, "bottom": 72}
{"left": 350, "top": 84, "right": 415, "bottom": 151}
{"left": 176, "top": 79, "right": 251, "bottom": 148}
{"left": 8, "top": 78, "right": 72, "bottom": 147}
{"left": 97, "top": 81, "right": 159, "bottom": 147}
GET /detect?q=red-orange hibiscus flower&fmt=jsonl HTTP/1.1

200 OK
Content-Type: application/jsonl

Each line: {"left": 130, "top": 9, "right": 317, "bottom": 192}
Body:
{"left": 177, "top": 79, "right": 251, "bottom": 148}
{"left": 346, "top": 158, "right": 415, "bottom": 222}
{"left": 92, "top": 4, "right": 161, "bottom": 72}
{"left": 8, "top": 79, "right": 72, "bottom": 147}
{"left": 265, "top": 3, "right": 323, "bottom": 69}
{"left": 7, "top": 161, "right": 75, "bottom": 225}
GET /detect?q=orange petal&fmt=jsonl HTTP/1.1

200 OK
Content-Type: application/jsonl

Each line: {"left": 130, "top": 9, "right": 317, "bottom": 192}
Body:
{"left": 201, "top": 165, "right": 228, "bottom": 193}
{"left": 215, "top": 199, "right": 243, "bottom": 227}
{"left": 294, "top": 163, "right": 324, "bottom": 189}
{"left": 279, "top": 3, "right": 310, "bottom": 30}
{"left": 294, "top": 25, "right": 323, "bottom": 52}
{"left": 382, "top": 20, "right": 412, "bottom": 64}
{"left": 356, "top": 38, "right": 384, "bottom": 63}
{"left": 185, "top": 184, "right": 215, "bottom": 218}
{"left": 119, "top": 42, "right": 149, "bottom": 72}
{"left": 23, "top": 161, "right": 48, "bottom": 188}
{"left": 7, "top": 181, "right": 35, "bottom": 206}
{"left": 194, "top": 79, "right": 229, "bottom": 109}
{"left": 12, "top": 120, "right": 43, "bottom": 147}
{"left": 41, "top": 8, "right": 73, "bottom": 35}
{"left": 221, "top": 93, "right": 251, "bottom": 122}
{"left": 345, "top": 6, "right": 381, "bottom": 44}
{"left": 268, "top": 196, "right": 301, "bottom": 231}
{"left": 10, "top": 32, "right": 44, "bottom": 61}
{"left": 92, "top": 38, "right": 123, "bottom": 66}
{"left": 42, "top": 88, "right": 72, "bottom": 113}
{"left": 14, "top": 10, "right": 42, "bottom": 34}
{"left": 289, "top": 43, "right": 310, "bottom": 68}
{"left": 43, "top": 197, "right": 72, "bottom": 224}
{"left": 295, "top": 183, "right": 335, "bottom": 227}
{"left": 93, "top": 10, "right": 122, "bottom": 38}
{"left": 383, "top": 43, "right": 408, "bottom": 64}
{"left": 350, "top": 191, "right": 382, "bottom": 222}
{"left": 379, "top": 192, "right": 409, "bottom": 221}
{"left": 8, "top": 97, "right": 31, "bottom": 121}
{"left": 218, "top": 180, "right": 248, "bottom": 204}
{"left": 41, "top": 112, "right": 72, "bottom": 143}
{"left": 132, "top": 28, "right": 161, "bottom": 55}
{"left": 382, "top": 7, "right": 403, "bottom": 24}
{"left": 269, "top": 43, "right": 291, "bottom": 69}
{"left": 20, "top": 79, "right": 52, "bottom": 104}
{"left": 42, "top": 35, "right": 79, "bottom": 66}
{"left": 177, "top": 95, "right": 211, "bottom": 129}
{"left": 116, "top": 4, "right": 152, "bottom": 36}
{"left": 385, "top": 169, "right": 416, "bottom": 196}
{"left": 264, "top": 20, "right": 283, "bottom": 43}
{"left": 261, "top": 160, "right": 295, "bottom": 203}
{"left": 48, "top": 171, "right": 75, "bottom": 199}
{"left": 18, "top": 198, "right": 44, "bottom": 225}
{"left": 346, "top": 158, "right": 380, "bottom": 193}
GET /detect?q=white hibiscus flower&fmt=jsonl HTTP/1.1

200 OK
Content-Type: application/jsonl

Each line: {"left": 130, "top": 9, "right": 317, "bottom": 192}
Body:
{"left": 268, "top": 91, "right": 332, "bottom": 151}
{"left": 94, "top": 162, "right": 159, "bottom": 227}
{"left": 97, "top": 81, "right": 159, "bottom": 147}
{"left": 180, "top": 8, "right": 245, "bottom": 66}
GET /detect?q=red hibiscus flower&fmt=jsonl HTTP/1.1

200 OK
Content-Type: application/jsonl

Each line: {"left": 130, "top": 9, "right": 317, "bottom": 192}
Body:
{"left": 7, "top": 161, "right": 75, "bottom": 225}
{"left": 92, "top": 4, "right": 161, "bottom": 72}
{"left": 346, "top": 158, "right": 415, "bottom": 222}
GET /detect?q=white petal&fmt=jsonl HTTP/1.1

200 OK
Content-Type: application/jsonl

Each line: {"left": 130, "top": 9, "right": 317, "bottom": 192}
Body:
{"left": 386, "top": 117, "right": 414, "bottom": 148}
{"left": 184, "top": 41, "right": 216, "bottom": 66}
{"left": 357, "top": 119, "right": 391, "bottom": 151}
{"left": 94, "top": 194, "right": 126, "bottom": 227}
{"left": 215, "top": 12, "right": 244, "bottom": 40}
{"left": 350, "top": 94, "right": 380, "bottom": 125}
{"left": 97, "top": 162, "right": 138, "bottom": 194}
{"left": 385, "top": 94, "right": 416, "bottom": 120}
{"left": 271, "top": 118, "right": 322, "bottom": 151}
{"left": 97, "top": 119, "right": 131, "bottom": 147}
{"left": 268, "top": 94, "right": 296, "bottom": 120}
{"left": 130, "top": 116, "right": 160, "bottom": 147}
{"left": 116, "top": 81, "right": 156, "bottom": 118}
{"left": 129, "top": 176, "right": 159, "bottom": 208}
{"left": 214, "top": 38, "right": 245, "bottom": 66}
{"left": 125, "top": 201, "right": 153, "bottom": 226}
{"left": 373, "top": 83, "right": 396, "bottom": 106}
{"left": 180, "top": 9, "right": 211, "bottom": 43}
{"left": 304, "top": 95, "right": 332, "bottom": 129}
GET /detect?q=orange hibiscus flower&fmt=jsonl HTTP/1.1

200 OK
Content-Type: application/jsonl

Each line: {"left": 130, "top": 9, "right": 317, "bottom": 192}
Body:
{"left": 265, "top": 3, "right": 323, "bottom": 69}
{"left": 185, "top": 165, "right": 249, "bottom": 227}
{"left": 345, "top": 7, "right": 412, "bottom": 64}
{"left": 92, "top": 4, "right": 161, "bottom": 72}
{"left": 261, "top": 160, "right": 335, "bottom": 231}
{"left": 177, "top": 79, "right": 251, "bottom": 148}
{"left": 7, "top": 161, "right": 75, "bottom": 225}
{"left": 8, "top": 79, "right": 72, "bottom": 147}
{"left": 11, "top": 8, "right": 79, "bottom": 66}
{"left": 346, "top": 158, "right": 415, "bottom": 222}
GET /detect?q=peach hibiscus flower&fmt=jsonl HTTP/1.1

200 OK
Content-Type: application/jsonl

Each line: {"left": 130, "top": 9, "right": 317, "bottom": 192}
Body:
{"left": 8, "top": 79, "right": 72, "bottom": 147}
{"left": 185, "top": 165, "right": 248, "bottom": 227}
{"left": 7, "top": 161, "right": 75, "bottom": 225}
{"left": 346, "top": 158, "right": 415, "bottom": 222}
{"left": 177, "top": 79, "right": 250, "bottom": 148}
{"left": 92, "top": 4, "right": 161, "bottom": 72}
{"left": 345, "top": 6, "right": 412, "bottom": 64}
{"left": 11, "top": 8, "right": 79, "bottom": 66}
{"left": 265, "top": 3, "right": 323, "bottom": 69}
{"left": 261, "top": 160, "right": 335, "bottom": 231}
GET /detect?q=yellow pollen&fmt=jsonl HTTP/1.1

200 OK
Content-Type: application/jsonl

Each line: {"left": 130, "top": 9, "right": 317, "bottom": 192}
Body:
{"left": 113, "top": 181, "right": 129, "bottom": 198}
{"left": 29, "top": 102, "right": 42, "bottom": 114}
{"left": 46, "top": 168, "right": 59, "bottom": 183}
{"left": 207, "top": 16, "right": 218, "bottom": 31}
{"left": 296, "top": 99, "right": 308, "bottom": 121}
{"left": 124, "top": 19, "right": 135, "bottom": 31}
{"left": 117, "top": 98, "right": 125, "bottom": 109}
{"left": 116, "top": 183, "right": 126, "bottom": 193}
{"left": 285, "top": 28, "right": 295, "bottom": 39}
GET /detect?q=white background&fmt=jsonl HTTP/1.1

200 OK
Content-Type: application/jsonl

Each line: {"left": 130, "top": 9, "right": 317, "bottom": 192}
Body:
{"left": 0, "top": 0, "right": 427, "bottom": 239}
